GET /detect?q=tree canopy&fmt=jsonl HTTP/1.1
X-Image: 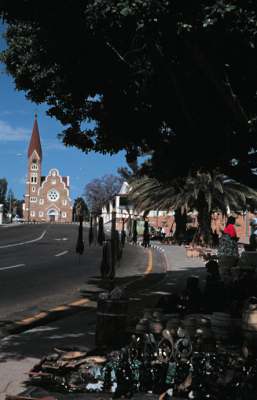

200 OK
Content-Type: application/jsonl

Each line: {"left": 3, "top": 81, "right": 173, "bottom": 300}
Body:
{"left": 84, "top": 174, "right": 123, "bottom": 215}
{"left": 73, "top": 197, "right": 89, "bottom": 221}
{"left": 0, "top": 178, "right": 8, "bottom": 204}
{"left": 1, "top": 1, "right": 257, "bottom": 182}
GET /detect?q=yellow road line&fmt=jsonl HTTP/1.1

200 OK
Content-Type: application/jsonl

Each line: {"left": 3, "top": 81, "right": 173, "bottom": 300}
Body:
{"left": 69, "top": 298, "right": 90, "bottom": 307}
{"left": 49, "top": 305, "right": 69, "bottom": 312}
{"left": 17, "top": 311, "right": 48, "bottom": 325}
{"left": 15, "top": 249, "right": 153, "bottom": 329}
{"left": 145, "top": 249, "right": 153, "bottom": 275}
{"left": 15, "top": 299, "right": 91, "bottom": 327}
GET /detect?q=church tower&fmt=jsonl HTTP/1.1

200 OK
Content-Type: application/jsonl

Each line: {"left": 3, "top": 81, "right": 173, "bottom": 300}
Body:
{"left": 23, "top": 114, "right": 73, "bottom": 223}
{"left": 24, "top": 114, "right": 42, "bottom": 221}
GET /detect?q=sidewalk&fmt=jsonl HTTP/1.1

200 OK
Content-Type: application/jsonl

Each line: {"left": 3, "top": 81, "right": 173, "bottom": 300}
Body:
{"left": 0, "top": 243, "right": 205, "bottom": 400}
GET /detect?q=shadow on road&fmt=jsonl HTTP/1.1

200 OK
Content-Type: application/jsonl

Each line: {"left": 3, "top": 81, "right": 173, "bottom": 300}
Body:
{"left": 0, "top": 264, "right": 206, "bottom": 364}
{"left": 0, "top": 305, "right": 96, "bottom": 363}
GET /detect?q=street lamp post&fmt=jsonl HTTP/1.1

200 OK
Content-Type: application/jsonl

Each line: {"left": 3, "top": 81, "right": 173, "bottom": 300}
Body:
{"left": 111, "top": 209, "right": 117, "bottom": 276}
{"left": 0, "top": 204, "right": 3, "bottom": 225}
{"left": 9, "top": 192, "right": 12, "bottom": 223}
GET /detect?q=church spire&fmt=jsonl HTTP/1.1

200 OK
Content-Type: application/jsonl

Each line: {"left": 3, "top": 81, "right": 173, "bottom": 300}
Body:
{"left": 27, "top": 113, "right": 42, "bottom": 160}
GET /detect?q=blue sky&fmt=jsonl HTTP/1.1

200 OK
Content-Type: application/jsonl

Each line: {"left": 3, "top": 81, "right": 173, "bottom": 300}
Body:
{"left": 0, "top": 24, "right": 127, "bottom": 201}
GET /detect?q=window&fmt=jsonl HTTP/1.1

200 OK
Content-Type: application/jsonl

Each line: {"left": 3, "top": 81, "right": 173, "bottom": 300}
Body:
{"left": 51, "top": 179, "right": 56, "bottom": 185}
{"left": 149, "top": 210, "right": 158, "bottom": 217}
{"left": 39, "top": 198, "right": 44, "bottom": 205}
{"left": 120, "top": 196, "right": 129, "bottom": 207}
{"left": 63, "top": 200, "right": 67, "bottom": 206}
{"left": 39, "top": 211, "right": 44, "bottom": 217}
{"left": 30, "top": 211, "right": 35, "bottom": 217}
{"left": 32, "top": 186, "right": 36, "bottom": 192}
{"left": 31, "top": 172, "right": 37, "bottom": 183}
{"left": 62, "top": 212, "right": 67, "bottom": 218}
{"left": 47, "top": 189, "right": 59, "bottom": 202}
{"left": 31, "top": 163, "right": 38, "bottom": 171}
{"left": 30, "top": 197, "right": 37, "bottom": 202}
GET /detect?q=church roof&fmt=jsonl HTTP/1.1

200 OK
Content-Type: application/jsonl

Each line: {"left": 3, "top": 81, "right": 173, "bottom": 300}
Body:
{"left": 118, "top": 181, "right": 130, "bottom": 195}
{"left": 28, "top": 114, "right": 42, "bottom": 160}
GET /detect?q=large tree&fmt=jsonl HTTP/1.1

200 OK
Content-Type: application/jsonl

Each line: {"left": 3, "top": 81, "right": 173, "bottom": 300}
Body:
{"left": 84, "top": 174, "right": 122, "bottom": 215}
{"left": 0, "top": 178, "right": 8, "bottom": 205}
{"left": 1, "top": 1, "right": 257, "bottom": 182}
{"left": 73, "top": 197, "right": 89, "bottom": 221}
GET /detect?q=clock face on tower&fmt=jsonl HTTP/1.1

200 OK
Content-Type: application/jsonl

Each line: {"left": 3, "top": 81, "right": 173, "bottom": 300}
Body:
{"left": 47, "top": 189, "right": 59, "bottom": 202}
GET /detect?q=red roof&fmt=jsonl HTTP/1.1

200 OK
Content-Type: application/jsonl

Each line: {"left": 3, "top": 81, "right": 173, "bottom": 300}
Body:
{"left": 28, "top": 114, "right": 42, "bottom": 159}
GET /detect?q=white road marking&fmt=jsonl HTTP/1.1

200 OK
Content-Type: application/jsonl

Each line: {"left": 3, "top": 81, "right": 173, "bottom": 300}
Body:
{"left": 54, "top": 237, "right": 68, "bottom": 241}
{"left": 0, "top": 264, "right": 26, "bottom": 271}
{"left": 0, "top": 230, "right": 47, "bottom": 249}
{"left": 55, "top": 250, "right": 69, "bottom": 257}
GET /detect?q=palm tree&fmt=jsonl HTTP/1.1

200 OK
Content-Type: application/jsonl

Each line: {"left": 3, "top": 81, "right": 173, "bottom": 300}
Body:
{"left": 129, "top": 171, "right": 257, "bottom": 245}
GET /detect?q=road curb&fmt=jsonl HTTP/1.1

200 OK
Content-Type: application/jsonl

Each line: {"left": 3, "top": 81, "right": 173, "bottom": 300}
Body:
{"left": 0, "top": 299, "right": 96, "bottom": 338}
{"left": 0, "top": 243, "right": 167, "bottom": 339}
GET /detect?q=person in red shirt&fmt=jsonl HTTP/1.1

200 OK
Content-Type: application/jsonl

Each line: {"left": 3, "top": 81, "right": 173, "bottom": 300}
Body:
{"left": 218, "top": 215, "right": 239, "bottom": 258}
{"left": 223, "top": 216, "right": 237, "bottom": 239}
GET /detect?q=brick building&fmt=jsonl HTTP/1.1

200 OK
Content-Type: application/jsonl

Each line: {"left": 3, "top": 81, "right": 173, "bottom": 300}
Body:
{"left": 23, "top": 115, "right": 73, "bottom": 222}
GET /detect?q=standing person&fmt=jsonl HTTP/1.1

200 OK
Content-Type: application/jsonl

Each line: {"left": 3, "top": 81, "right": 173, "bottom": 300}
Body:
{"left": 169, "top": 224, "right": 174, "bottom": 237}
{"left": 161, "top": 226, "right": 166, "bottom": 241}
{"left": 132, "top": 219, "right": 138, "bottom": 244}
{"left": 249, "top": 222, "right": 257, "bottom": 251}
{"left": 143, "top": 220, "right": 150, "bottom": 248}
{"left": 218, "top": 216, "right": 239, "bottom": 257}
{"left": 250, "top": 214, "right": 257, "bottom": 235}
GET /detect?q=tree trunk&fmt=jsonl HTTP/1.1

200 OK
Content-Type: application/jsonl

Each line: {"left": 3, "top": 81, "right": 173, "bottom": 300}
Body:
{"left": 174, "top": 209, "right": 187, "bottom": 244}
{"left": 197, "top": 207, "right": 212, "bottom": 246}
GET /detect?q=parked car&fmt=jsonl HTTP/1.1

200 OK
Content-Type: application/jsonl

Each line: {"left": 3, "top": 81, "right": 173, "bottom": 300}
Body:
{"left": 13, "top": 215, "right": 25, "bottom": 223}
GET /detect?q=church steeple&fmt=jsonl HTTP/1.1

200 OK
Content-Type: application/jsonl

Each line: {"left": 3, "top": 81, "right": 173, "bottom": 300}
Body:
{"left": 27, "top": 113, "right": 42, "bottom": 160}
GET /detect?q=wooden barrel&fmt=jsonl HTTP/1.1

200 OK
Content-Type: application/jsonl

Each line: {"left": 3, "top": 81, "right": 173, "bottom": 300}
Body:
{"left": 95, "top": 299, "right": 128, "bottom": 348}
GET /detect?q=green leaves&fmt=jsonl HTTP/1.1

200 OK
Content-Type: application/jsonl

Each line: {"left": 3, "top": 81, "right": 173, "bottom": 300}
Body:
{"left": 129, "top": 171, "right": 257, "bottom": 216}
{"left": 0, "top": 0, "right": 257, "bottom": 180}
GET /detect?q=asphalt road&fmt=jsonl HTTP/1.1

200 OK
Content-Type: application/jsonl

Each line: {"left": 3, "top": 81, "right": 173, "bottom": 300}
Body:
{"left": 0, "top": 223, "right": 102, "bottom": 321}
